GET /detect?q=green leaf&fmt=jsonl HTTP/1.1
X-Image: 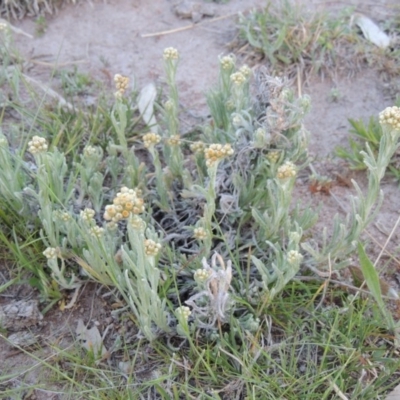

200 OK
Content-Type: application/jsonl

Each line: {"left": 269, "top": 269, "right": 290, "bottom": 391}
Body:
{"left": 357, "top": 242, "right": 385, "bottom": 310}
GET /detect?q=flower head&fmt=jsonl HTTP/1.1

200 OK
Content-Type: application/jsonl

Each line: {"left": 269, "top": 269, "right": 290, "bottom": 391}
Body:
{"left": 230, "top": 72, "right": 246, "bottom": 86}
{"left": 167, "top": 135, "right": 181, "bottom": 146}
{"left": 239, "top": 65, "right": 252, "bottom": 77}
{"left": 190, "top": 141, "right": 206, "bottom": 154}
{"left": 104, "top": 187, "right": 145, "bottom": 224}
{"left": 28, "top": 136, "right": 48, "bottom": 155}
{"left": 163, "top": 47, "right": 179, "bottom": 61}
{"left": 43, "top": 247, "right": 58, "bottom": 260}
{"left": 193, "top": 227, "right": 208, "bottom": 241}
{"left": 287, "top": 250, "right": 303, "bottom": 265}
{"left": 204, "top": 143, "right": 234, "bottom": 168}
{"left": 130, "top": 215, "right": 146, "bottom": 231}
{"left": 267, "top": 150, "right": 280, "bottom": 163}
{"left": 144, "top": 239, "right": 162, "bottom": 257}
{"left": 143, "top": 132, "right": 161, "bottom": 148}
{"left": 220, "top": 55, "right": 235, "bottom": 70}
{"left": 90, "top": 226, "right": 104, "bottom": 238}
{"left": 80, "top": 208, "right": 96, "bottom": 222}
{"left": 232, "top": 114, "right": 242, "bottom": 127}
{"left": 58, "top": 211, "right": 71, "bottom": 222}
{"left": 175, "top": 306, "right": 191, "bottom": 321}
{"left": 164, "top": 99, "right": 174, "bottom": 111}
{"left": 379, "top": 106, "right": 400, "bottom": 131}
{"left": 114, "top": 74, "right": 129, "bottom": 98}
{"left": 277, "top": 161, "right": 296, "bottom": 179}
{"left": 83, "top": 146, "right": 99, "bottom": 158}
{"left": 194, "top": 268, "right": 211, "bottom": 283}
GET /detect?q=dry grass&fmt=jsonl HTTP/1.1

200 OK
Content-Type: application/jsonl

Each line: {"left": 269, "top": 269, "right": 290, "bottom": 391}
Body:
{"left": 0, "top": 0, "right": 76, "bottom": 20}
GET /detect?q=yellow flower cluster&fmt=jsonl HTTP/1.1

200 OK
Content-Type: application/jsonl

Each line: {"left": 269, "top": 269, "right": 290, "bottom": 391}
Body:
{"left": 104, "top": 187, "right": 144, "bottom": 224}
{"left": 80, "top": 208, "right": 95, "bottom": 222}
{"left": 193, "top": 227, "right": 208, "bottom": 240}
{"left": 163, "top": 47, "right": 179, "bottom": 61}
{"left": 143, "top": 132, "right": 161, "bottom": 148}
{"left": 190, "top": 141, "right": 206, "bottom": 154}
{"left": 277, "top": 161, "right": 296, "bottom": 179}
{"left": 90, "top": 226, "right": 104, "bottom": 238}
{"left": 220, "top": 55, "right": 235, "bottom": 70}
{"left": 379, "top": 106, "right": 400, "bottom": 131}
{"left": 28, "top": 136, "right": 48, "bottom": 154}
{"left": 130, "top": 215, "right": 146, "bottom": 231}
{"left": 204, "top": 143, "right": 234, "bottom": 167}
{"left": 114, "top": 74, "right": 129, "bottom": 98}
{"left": 267, "top": 150, "right": 280, "bottom": 163}
{"left": 230, "top": 72, "right": 246, "bottom": 86}
{"left": 167, "top": 135, "right": 181, "bottom": 146}
{"left": 144, "top": 239, "right": 162, "bottom": 256}
{"left": 59, "top": 212, "right": 71, "bottom": 222}
{"left": 175, "top": 306, "right": 191, "bottom": 321}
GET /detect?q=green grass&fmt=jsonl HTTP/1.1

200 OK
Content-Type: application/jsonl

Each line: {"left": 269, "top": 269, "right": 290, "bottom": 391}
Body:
{"left": 237, "top": 0, "right": 400, "bottom": 79}
{"left": 336, "top": 97, "right": 400, "bottom": 182}
{"left": 1, "top": 281, "right": 400, "bottom": 399}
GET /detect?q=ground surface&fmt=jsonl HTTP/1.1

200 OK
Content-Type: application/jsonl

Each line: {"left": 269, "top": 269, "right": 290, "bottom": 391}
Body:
{"left": 1, "top": 0, "right": 400, "bottom": 398}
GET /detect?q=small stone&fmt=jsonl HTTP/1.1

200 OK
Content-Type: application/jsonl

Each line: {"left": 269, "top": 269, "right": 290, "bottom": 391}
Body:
{"left": 173, "top": 0, "right": 215, "bottom": 23}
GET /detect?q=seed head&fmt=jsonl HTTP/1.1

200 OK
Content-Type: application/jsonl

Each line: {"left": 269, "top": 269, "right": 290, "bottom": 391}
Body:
{"left": 143, "top": 132, "right": 161, "bottom": 148}
{"left": 204, "top": 143, "right": 234, "bottom": 167}
{"left": 28, "top": 136, "right": 48, "bottom": 154}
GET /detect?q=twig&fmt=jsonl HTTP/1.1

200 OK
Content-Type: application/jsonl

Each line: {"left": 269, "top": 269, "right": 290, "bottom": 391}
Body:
{"left": 62, "top": 285, "right": 81, "bottom": 309}
{"left": 141, "top": 13, "right": 237, "bottom": 38}
{"left": 29, "top": 59, "right": 89, "bottom": 68}
{"left": 330, "top": 380, "right": 349, "bottom": 400}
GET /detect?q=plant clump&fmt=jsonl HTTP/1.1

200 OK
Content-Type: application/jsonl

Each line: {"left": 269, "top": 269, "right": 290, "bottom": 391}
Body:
{"left": 0, "top": 39, "right": 399, "bottom": 347}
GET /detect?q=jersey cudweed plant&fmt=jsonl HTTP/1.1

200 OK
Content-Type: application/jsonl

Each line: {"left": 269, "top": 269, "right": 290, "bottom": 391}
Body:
{"left": 1, "top": 44, "right": 399, "bottom": 343}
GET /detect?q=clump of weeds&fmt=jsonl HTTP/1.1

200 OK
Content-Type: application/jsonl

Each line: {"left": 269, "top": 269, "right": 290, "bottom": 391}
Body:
{"left": 236, "top": 0, "right": 400, "bottom": 80}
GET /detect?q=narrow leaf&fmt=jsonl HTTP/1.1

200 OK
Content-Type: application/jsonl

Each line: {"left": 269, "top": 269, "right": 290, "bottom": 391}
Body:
{"left": 357, "top": 242, "right": 385, "bottom": 310}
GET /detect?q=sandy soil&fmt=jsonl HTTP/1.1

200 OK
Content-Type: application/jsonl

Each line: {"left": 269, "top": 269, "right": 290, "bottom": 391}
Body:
{"left": 1, "top": 0, "right": 400, "bottom": 397}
